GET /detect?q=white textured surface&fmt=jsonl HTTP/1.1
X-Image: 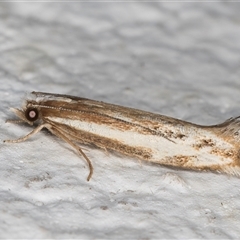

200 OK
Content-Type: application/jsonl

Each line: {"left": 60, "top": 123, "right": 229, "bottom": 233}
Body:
{"left": 1, "top": 2, "right": 240, "bottom": 239}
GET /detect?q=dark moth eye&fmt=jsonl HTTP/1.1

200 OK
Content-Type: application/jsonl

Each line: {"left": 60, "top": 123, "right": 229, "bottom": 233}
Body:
{"left": 25, "top": 108, "right": 39, "bottom": 122}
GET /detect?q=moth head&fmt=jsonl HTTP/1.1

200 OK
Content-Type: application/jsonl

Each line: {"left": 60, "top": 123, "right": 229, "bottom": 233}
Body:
{"left": 11, "top": 107, "right": 40, "bottom": 125}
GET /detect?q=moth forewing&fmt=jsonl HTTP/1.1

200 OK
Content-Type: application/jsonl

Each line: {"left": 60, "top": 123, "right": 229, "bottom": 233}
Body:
{"left": 4, "top": 91, "right": 240, "bottom": 180}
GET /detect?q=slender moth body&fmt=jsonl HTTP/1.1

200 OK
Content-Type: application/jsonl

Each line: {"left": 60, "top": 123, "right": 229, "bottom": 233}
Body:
{"left": 4, "top": 91, "right": 240, "bottom": 180}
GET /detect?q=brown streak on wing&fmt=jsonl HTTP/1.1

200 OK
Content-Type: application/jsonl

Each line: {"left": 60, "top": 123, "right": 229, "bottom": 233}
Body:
{"left": 161, "top": 155, "right": 195, "bottom": 168}
{"left": 160, "top": 155, "right": 232, "bottom": 173}
{"left": 193, "top": 139, "right": 215, "bottom": 150}
{"left": 47, "top": 121, "right": 153, "bottom": 161}
{"left": 210, "top": 148, "right": 236, "bottom": 161}
{"left": 27, "top": 99, "right": 174, "bottom": 142}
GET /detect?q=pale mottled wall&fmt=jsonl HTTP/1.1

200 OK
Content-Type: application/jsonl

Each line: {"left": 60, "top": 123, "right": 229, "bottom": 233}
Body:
{"left": 0, "top": 2, "right": 240, "bottom": 239}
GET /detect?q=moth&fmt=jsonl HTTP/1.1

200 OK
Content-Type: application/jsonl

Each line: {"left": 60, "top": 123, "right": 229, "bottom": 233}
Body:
{"left": 4, "top": 91, "right": 240, "bottom": 180}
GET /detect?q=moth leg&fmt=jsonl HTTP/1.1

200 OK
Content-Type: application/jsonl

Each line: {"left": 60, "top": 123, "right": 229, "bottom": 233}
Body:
{"left": 47, "top": 126, "right": 93, "bottom": 181}
{"left": 4, "top": 124, "right": 49, "bottom": 143}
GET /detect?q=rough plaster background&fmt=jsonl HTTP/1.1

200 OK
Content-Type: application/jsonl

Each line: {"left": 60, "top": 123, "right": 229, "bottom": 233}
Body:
{"left": 1, "top": 2, "right": 240, "bottom": 239}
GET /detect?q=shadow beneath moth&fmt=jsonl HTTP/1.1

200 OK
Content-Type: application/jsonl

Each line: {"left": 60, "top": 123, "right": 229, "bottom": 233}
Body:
{"left": 4, "top": 91, "right": 240, "bottom": 181}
